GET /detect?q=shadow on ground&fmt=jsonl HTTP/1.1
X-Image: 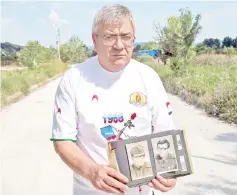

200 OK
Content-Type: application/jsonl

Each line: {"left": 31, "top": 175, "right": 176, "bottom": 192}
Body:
{"left": 180, "top": 174, "right": 237, "bottom": 195}
{"left": 192, "top": 155, "right": 237, "bottom": 167}
{"left": 215, "top": 132, "right": 237, "bottom": 143}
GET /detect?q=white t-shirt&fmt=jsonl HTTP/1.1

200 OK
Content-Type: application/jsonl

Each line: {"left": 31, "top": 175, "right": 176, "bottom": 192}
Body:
{"left": 51, "top": 56, "right": 175, "bottom": 195}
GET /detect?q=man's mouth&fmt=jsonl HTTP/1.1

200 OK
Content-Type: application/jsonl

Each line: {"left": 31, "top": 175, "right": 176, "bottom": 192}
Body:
{"left": 113, "top": 54, "right": 125, "bottom": 57}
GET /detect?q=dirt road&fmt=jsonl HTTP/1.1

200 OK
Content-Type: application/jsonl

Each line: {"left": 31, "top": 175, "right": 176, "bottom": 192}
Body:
{"left": 1, "top": 77, "right": 237, "bottom": 195}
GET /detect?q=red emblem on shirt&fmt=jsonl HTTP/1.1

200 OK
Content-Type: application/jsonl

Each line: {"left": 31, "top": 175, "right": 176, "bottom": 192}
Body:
{"left": 57, "top": 108, "right": 61, "bottom": 114}
{"left": 92, "top": 95, "right": 98, "bottom": 102}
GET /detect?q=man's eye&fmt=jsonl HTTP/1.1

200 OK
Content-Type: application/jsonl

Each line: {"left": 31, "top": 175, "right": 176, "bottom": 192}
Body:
{"left": 104, "top": 36, "right": 113, "bottom": 40}
{"left": 122, "top": 36, "right": 132, "bottom": 39}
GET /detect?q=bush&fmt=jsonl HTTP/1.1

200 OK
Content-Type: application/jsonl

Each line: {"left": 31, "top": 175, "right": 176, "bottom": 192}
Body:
{"left": 200, "top": 84, "right": 237, "bottom": 123}
{"left": 16, "top": 41, "right": 55, "bottom": 68}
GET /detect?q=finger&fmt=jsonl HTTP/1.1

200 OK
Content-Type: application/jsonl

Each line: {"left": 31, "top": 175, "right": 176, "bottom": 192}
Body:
{"left": 148, "top": 182, "right": 154, "bottom": 188}
{"left": 156, "top": 175, "right": 176, "bottom": 188}
{"left": 100, "top": 180, "right": 124, "bottom": 195}
{"left": 104, "top": 175, "right": 129, "bottom": 192}
{"left": 152, "top": 178, "right": 171, "bottom": 192}
{"left": 106, "top": 167, "right": 129, "bottom": 184}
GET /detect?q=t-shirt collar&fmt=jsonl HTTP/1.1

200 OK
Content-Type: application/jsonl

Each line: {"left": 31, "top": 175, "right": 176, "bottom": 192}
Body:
{"left": 94, "top": 55, "right": 130, "bottom": 78}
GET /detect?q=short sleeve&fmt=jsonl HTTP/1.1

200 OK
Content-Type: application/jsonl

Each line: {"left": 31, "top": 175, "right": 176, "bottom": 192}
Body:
{"left": 50, "top": 71, "right": 78, "bottom": 142}
{"left": 150, "top": 71, "right": 176, "bottom": 133}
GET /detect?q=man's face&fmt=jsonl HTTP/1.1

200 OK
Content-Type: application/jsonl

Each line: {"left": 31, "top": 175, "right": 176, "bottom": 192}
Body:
{"left": 132, "top": 154, "right": 145, "bottom": 168}
{"left": 157, "top": 143, "right": 169, "bottom": 159}
{"left": 92, "top": 17, "right": 135, "bottom": 72}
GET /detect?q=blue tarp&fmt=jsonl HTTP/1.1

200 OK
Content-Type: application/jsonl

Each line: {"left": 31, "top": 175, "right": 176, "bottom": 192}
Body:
{"left": 137, "top": 49, "right": 162, "bottom": 57}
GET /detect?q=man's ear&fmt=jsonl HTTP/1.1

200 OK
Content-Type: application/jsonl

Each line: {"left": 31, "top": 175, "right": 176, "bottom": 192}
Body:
{"left": 92, "top": 33, "right": 96, "bottom": 44}
{"left": 92, "top": 33, "right": 97, "bottom": 51}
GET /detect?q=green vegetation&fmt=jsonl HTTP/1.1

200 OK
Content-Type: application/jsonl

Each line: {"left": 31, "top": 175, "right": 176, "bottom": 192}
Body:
{"left": 2, "top": 7, "right": 237, "bottom": 125}
{"left": 60, "top": 35, "right": 88, "bottom": 64}
{"left": 135, "top": 8, "right": 237, "bottom": 125}
{"left": 16, "top": 41, "right": 55, "bottom": 68}
{"left": 137, "top": 54, "right": 237, "bottom": 125}
{"left": 1, "top": 35, "right": 87, "bottom": 107}
{"left": 1, "top": 59, "right": 68, "bottom": 106}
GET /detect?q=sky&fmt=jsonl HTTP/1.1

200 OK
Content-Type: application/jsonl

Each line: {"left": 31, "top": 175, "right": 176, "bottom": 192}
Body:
{"left": 1, "top": 0, "right": 237, "bottom": 47}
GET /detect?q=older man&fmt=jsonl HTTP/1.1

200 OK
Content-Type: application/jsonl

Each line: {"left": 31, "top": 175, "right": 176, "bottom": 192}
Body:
{"left": 51, "top": 4, "right": 176, "bottom": 195}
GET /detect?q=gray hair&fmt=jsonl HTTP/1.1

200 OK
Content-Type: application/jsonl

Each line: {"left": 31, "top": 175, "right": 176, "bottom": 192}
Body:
{"left": 92, "top": 4, "right": 135, "bottom": 34}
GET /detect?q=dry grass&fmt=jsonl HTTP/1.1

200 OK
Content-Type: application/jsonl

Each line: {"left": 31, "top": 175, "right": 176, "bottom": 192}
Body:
{"left": 196, "top": 54, "right": 237, "bottom": 66}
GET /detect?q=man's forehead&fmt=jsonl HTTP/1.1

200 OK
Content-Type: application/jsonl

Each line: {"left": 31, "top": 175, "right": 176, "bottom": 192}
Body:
{"left": 98, "top": 19, "right": 133, "bottom": 34}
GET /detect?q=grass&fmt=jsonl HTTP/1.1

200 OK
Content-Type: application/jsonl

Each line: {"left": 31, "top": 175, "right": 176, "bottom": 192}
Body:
{"left": 1, "top": 58, "right": 68, "bottom": 107}
{"left": 140, "top": 54, "right": 237, "bottom": 125}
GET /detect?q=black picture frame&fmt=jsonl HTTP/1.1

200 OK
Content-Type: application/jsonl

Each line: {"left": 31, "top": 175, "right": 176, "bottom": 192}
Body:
{"left": 107, "top": 129, "right": 193, "bottom": 188}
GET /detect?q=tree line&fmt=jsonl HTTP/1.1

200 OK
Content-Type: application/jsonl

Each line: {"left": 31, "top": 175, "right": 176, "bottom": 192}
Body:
{"left": 3, "top": 8, "right": 236, "bottom": 70}
{"left": 134, "top": 8, "right": 236, "bottom": 68}
{"left": 8, "top": 35, "right": 88, "bottom": 68}
{"left": 202, "top": 37, "right": 237, "bottom": 48}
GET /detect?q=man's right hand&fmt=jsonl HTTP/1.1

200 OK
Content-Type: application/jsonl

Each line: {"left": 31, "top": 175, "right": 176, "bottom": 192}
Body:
{"left": 89, "top": 164, "right": 129, "bottom": 195}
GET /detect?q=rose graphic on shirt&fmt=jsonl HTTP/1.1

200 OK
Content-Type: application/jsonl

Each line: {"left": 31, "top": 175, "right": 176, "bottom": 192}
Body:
{"left": 115, "top": 113, "right": 137, "bottom": 140}
{"left": 166, "top": 102, "right": 172, "bottom": 115}
{"left": 131, "top": 113, "right": 137, "bottom": 120}
{"left": 100, "top": 113, "right": 137, "bottom": 141}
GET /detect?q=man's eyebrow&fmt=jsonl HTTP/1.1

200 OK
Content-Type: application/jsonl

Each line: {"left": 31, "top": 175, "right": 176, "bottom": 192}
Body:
{"left": 120, "top": 33, "right": 133, "bottom": 36}
{"left": 104, "top": 32, "right": 133, "bottom": 36}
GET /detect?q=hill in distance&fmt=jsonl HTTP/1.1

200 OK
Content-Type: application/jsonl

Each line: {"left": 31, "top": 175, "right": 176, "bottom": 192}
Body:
{"left": 1, "top": 42, "right": 24, "bottom": 57}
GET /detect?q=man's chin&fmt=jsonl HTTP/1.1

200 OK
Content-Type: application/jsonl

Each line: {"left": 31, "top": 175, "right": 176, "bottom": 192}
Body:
{"left": 112, "top": 59, "right": 129, "bottom": 68}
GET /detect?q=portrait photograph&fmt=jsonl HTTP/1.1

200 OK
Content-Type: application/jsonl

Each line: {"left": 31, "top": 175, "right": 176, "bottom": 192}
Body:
{"left": 151, "top": 135, "right": 178, "bottom": 174}
{"left": 125, "top": 141, "right": 153, "bottom": 181}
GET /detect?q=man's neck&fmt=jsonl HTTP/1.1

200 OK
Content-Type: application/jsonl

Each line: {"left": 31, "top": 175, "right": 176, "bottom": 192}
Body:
{"left": 97, "top": 57, "right": 127, "bottom": 73}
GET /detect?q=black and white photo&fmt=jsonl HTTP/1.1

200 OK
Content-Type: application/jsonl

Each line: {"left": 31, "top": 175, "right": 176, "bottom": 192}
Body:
{"left": 107, "top": 129, "right": 193, "bottom": 187}
{"left": 151, "top": 135, "right": 178, "bottom": 174}
{"left": 126, "top": 141, "right": 153, "bottom": 180}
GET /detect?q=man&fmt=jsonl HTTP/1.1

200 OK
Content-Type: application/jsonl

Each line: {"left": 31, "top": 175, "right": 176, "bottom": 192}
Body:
{"left": 129, "top": 144, "right": 152, "bottom": 180}
{"left": 51, "top": 3, "right": 176, "bottom": 195}
{"left": 155, "top": 139, "right": 177, "bottom": 173}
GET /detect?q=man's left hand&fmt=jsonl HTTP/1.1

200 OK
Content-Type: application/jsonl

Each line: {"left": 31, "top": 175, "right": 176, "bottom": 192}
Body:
{"left": 148, "top": 175, "right": 176, "bottom": 192}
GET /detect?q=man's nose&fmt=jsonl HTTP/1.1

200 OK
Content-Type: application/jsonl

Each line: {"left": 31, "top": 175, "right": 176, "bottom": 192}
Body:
{"left": 113, "top": 37, "right": 125, "bottom": 49}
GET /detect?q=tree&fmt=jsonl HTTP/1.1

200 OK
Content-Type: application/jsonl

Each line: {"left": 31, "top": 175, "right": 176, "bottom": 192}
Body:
{"left": 40, "top": 46, "right": 55, "bottom": 62}
{"left": 195, "top": 44, "right": 214, "bottom": 55}
{"left": 16, "top": 41, "right": 43, "bottom": 68}
{"left": 153, "top": 8, "right": 202, "bottom": 70}
{"left": 16, "top": 41, "right": 55, "bottom": 68}
{"left": 233, "top": 37, "right": 237, "bottom": 48}
{"left": 60, "top": 35, "right": 87, "bottom": 64}
{"left": 203, "top": 38, "right": 220, "bottom": 48}
{"left": 222, "top": 36, "right": 233, "bottom": 48}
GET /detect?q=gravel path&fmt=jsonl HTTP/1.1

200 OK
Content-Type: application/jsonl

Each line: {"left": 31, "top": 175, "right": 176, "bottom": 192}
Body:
{"left": 1, "top": 77, "right": 237, "bottom": 195}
